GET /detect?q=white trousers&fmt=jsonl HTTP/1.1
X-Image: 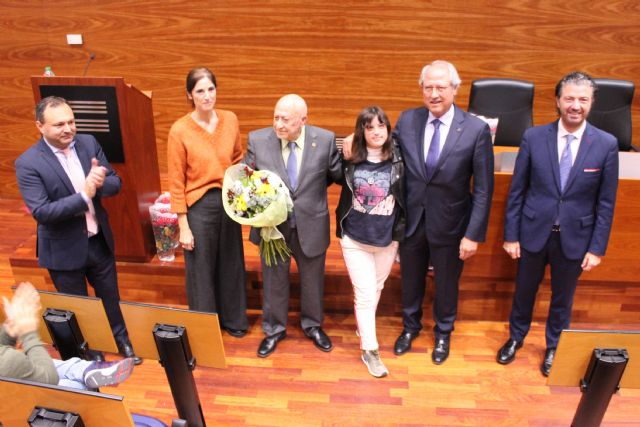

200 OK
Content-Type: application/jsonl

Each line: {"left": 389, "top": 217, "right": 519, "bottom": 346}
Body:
{"left": 340, "top": 234, "right": 398, "bottom": 350}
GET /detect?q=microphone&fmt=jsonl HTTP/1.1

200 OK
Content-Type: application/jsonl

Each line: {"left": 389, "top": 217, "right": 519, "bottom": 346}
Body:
{"left": 82, "top": 52, "right": 96, "bottom": 76}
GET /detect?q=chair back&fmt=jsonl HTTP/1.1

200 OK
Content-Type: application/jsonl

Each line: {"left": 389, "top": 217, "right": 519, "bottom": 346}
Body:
{"left": 468, "top": 78, "right": 534, "bottom": 146}
{"left": 588, "top": 78, "right": 634, "bottom": 151}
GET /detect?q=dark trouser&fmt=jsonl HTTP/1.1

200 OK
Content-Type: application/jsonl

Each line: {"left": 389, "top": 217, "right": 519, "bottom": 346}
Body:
{"left": 508, "top": 231, "right": 583, "bottom": 348}
{"left": 48, "top": 231, "right": 128, "bottom": 344}
{"left": 261, "top": 221, "right": 326, "bottom": 336}
{"left": 184, "top": 188, "right": 248, "bottom": 330}
{"left": 399, "top": 219, "right": 464, "bottom": 337}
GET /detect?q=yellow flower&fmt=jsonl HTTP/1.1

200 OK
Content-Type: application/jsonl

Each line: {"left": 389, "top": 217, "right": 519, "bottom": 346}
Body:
{"left": 257, "top": 183, "right": 275, "bottom": 197}
{"left": 235, "top": 194, "right": 247, "bottom": 211}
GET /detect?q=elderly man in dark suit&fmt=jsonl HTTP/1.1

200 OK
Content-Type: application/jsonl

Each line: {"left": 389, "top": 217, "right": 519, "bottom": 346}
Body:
{"left": 392, "top": 60, "right": 494, "bottom": 364}
{"left": 497, "top": 72, "right": 619, "bottom": 376}
{"left": 244, "top": 94, "right": 342, "bottom": 357}
{"left": 15, "top": 96, "right": 140, "bottom": 364}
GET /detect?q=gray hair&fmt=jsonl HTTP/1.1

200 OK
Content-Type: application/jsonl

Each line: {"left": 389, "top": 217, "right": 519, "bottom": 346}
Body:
{"left": 418, "top": 60, "right": 462, "bottom": 89}
{"left": 275, "top": 94, "right": 308, "bottom": 119}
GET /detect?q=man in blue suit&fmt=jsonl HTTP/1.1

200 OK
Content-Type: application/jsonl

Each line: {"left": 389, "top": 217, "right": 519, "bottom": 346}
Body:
{"left": 497, "top": 72, "right": 619, "bottom": 376}
{"left": 392, "top": 60, "right": 494, "bottom": 364}
{"left": 15, "top": 96, "right": 140, "bottom": 364}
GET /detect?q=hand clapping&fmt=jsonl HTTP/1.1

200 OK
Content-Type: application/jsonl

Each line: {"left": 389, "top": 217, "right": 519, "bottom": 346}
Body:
{"left": 2, "top": 282, "right": 42, "bottom": 338}
{"left": 84, "top": 157, "right": 107, "bottom": 198}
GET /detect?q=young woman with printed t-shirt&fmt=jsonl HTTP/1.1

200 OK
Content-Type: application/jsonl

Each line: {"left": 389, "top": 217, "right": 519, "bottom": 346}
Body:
{"left": 336, "top": 106, "right": 405, "bottom": 377}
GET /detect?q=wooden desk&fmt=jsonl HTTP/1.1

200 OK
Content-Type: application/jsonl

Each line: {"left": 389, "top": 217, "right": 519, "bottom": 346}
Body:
{"left": 549, "top": 329, "right": 640, "bottom": 389}
{"left": 465, "top": 150, "right": 640, "bottom": 283}
{"left": 9, "top": 149, "right": 640, "bottom": 324}
{"left": 0, "top": 377, "right": 134, "bottom": 426}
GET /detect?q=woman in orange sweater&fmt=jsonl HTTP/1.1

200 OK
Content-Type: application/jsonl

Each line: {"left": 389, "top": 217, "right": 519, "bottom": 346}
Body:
{"left": 168, "top": 67, "right": 248, "bottom": 336}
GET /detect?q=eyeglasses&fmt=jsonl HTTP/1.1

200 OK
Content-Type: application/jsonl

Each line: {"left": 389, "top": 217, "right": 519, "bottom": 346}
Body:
{"left": 422, "top": 85, "right": 451, "bottom": 94}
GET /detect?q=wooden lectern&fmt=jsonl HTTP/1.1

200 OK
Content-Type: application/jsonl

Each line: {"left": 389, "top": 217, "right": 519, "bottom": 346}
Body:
{"left": 31, "top": 76, "right": 161, "bottom": 262}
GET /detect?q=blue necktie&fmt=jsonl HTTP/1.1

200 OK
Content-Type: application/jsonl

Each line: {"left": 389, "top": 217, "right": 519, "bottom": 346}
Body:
{"left": 560, "top": 134, "right": 574, "bottom": 192}
{"left": 287, "top": 141, "right": 298, "bottom": 190}
{"left": 425, "top": 119, "right": 441, "bottom": 179}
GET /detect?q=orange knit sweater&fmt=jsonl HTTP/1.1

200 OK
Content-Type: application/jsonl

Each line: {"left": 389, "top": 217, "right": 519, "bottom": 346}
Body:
{"left": 167, "top": 109, "right": 243, "bottom": 213}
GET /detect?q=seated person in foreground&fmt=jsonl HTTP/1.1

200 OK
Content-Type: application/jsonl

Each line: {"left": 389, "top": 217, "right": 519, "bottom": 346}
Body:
{"left": 0, "top": 282, "right": 134, "bottom": 390}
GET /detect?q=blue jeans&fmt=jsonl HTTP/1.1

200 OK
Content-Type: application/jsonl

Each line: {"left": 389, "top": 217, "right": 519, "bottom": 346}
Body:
{"left": 53, "top": 357, "right": 92, "bottom": 390}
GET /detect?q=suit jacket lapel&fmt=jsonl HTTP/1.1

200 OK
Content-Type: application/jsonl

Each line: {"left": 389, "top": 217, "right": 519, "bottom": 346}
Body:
{"left": 74, "top": 138, "right": 92, "bottom": 176}
{"left": 297, "top": 126, "right": 317, "bottom": 192}
{"left": 412, "top": 108, "right": 429, "bottom": 180}
{"left": 546, "top": 122, "right": 562, "bottom": 194}
{"left": 37, "top": 138, "right": 76, "bottom": 195}
{"left": 266, "top": 130, "right": 290, "bottom": 188}
{"left": 430, "top": 106, "right": 464, "bottom": 182}
{"left": 564, "top": 124, "right": 594, "bottom": 193}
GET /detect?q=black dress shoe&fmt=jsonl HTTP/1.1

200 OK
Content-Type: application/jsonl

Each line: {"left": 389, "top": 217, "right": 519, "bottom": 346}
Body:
{"left": 541, "top": 348, "right": 556, "bottom": 377}
{"left": 85, "top": 349, "right": 105, "bottom": 362}
{"left": 223, "top": 327, "right": 248, "bottom": 338}
{"left": 497, "top": 338, "right": 523, "bottom": 365}
{"left": 431, "top": 335, "right": 450, "bottom": 365}
{"left": 257, "top": 331, "right": 286, "bottom": 358}
{"left": 304, "top": 327, "right": 333, "bottom": 352}
{"left": 394, "top": 330, "right": 419, "bottom": 355}
{"left": 118, "top": 341, "right": 143, "bottom": 365}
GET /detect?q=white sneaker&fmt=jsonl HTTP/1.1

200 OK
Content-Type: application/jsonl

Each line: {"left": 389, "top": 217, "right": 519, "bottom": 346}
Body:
{"left": 361, "top": 349, "right": 388, "bottom": 378}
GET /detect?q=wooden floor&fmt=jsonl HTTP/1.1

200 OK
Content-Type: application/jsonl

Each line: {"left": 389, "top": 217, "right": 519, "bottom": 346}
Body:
{"left": 1, "top": 198, "right": 639, "bottom": 426}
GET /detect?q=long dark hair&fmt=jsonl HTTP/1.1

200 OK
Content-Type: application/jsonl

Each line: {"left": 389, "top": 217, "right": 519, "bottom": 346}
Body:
{"left": 351, "top": 106, "right": 393, "bottom": 163}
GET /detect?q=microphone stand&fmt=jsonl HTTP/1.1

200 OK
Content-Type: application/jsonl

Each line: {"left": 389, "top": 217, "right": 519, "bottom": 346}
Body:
{"left": 82, "top": 53, "right": 96, "bottom": 76}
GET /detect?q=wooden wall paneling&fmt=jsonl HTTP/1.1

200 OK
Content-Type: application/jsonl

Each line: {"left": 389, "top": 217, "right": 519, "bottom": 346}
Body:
{"left": 1, "top": 1, "right": 640, "bottom": 199}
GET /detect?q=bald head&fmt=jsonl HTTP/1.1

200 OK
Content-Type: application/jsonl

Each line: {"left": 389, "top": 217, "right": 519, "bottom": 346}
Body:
{"left": 273, "top": 94, "right": 308, "bottom": 141}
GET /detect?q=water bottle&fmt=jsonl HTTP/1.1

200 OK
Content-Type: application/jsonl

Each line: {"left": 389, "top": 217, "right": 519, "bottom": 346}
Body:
{"left": 43, "top": 66, "right": 55, "bottom": 77}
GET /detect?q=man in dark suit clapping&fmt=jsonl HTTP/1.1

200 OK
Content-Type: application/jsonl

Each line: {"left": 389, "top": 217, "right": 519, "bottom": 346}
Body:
{"left": 15, "top": 96, "right": 140, "bottom": 364}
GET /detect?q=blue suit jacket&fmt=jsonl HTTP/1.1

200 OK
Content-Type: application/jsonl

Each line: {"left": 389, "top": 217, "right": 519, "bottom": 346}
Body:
{"left": 15, "top": 134, "right": 121, "bottom": 270}
{"left": 393, "top": 105, "right": 494, "bottom": 245}
{"left": 504, "top": 121, "right": 619, "bottom": 259}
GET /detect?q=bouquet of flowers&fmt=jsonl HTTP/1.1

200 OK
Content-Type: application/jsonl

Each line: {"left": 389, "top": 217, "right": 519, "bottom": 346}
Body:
{"left": 149, "top": 192, "right": 179, "bottom": 262}
{"left": 222, "top": 164, "right": 293, "bottom": 266}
